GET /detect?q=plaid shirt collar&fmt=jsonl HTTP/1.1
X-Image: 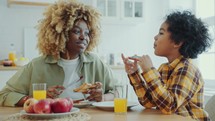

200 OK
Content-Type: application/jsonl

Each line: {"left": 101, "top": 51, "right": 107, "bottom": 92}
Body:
{"left": 163, "top": 56, "right": 184, "bottom": 70}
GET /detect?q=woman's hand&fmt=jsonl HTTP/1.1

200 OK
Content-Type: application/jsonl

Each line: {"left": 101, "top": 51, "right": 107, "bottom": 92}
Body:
{"left": 47, "top": 85, "right": 65, "bottom": 99}
{"left": 121, "top": 53, "right": 138, "bottom": 74}
{"left": 86, "top": 82, "right": 103, "bottom": 102}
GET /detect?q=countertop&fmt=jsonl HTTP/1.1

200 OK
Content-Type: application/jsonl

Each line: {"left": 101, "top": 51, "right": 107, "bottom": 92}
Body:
{"left": 0, "top": 65, "right": 123, "bottom": 71}
{"left": 0, "top": 64, "right": 124, "bottom": 71}
{"left": 0, "top": 65, "right": 20, "bottom": 71}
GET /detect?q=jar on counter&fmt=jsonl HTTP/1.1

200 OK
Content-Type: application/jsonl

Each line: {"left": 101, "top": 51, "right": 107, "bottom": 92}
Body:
{"left": 109, "top": 53, "right": 115, "bottom": 65}
{"left": 8, "top": 43, "right": 16, "bottom": 66}
{"left": 3, "top": 59, "right": 13, "bottom": 66}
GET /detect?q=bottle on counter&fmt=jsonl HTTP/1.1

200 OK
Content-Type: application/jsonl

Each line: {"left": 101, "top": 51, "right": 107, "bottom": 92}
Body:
{"left": 8, "top": 43, "right": 16, "bottom": 66}
{"left": 109, "top": 53, "right": 115, "bottom": 65}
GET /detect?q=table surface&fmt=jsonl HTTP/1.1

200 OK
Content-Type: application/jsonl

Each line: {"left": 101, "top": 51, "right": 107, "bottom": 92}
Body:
{"left": 0, "top": 105, "right": 195, "bottom": 121}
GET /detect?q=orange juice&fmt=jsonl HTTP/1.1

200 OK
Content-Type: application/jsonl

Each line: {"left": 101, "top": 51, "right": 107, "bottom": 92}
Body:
{"left": 33, "top": 90, "right": 46, "bottom": 100}
{"left": 8, "top": 52, "right": 16, "bottom": 60}
{"left": 8, "top": 52, "right": 16, "bottom": 66}
{"left": 114, "top": 98, "right": 127, "bottom": 113}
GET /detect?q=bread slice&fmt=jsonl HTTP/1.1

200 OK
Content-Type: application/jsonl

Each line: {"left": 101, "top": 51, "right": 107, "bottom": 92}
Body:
{"left": 73, "top": 83, "right": 97, "bottom": 93}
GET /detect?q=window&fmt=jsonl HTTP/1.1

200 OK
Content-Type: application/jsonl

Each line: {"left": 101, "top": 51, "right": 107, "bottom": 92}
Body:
{"left": 196, "top": 0, "right": 215, "bottom": 100}
{"left": 196, "top": 0, "right": 215, "bottom": 81}
{"left": 198, "top": 26, "right": 215, "bottom": 81}
{"left": 196, "top": 0, "right": 214, "bottom": 18}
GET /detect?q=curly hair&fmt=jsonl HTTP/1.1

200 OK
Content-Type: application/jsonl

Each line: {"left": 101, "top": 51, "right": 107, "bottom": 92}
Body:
{"left": 165, "top": 11, "right": 213, "bottom": 59}
{"left": 37, "top": 0, "right": 101, "bottom": 59}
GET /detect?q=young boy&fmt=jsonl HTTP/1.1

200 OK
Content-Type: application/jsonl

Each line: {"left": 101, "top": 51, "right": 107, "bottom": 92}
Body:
{"left": 122, "top": 11, "right": 212, "bottom": 121}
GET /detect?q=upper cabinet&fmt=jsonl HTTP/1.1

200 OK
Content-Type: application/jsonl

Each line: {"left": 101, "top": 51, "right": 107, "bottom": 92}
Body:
{"left": 92, "top": 0, "right": 144, "bottom": 24}
{"left": 96, "top": 0, "right": 118, "bottom": 18}
{"left": 7, "top": 0, "right": 53, "bottom": 7}
{"left": 7, "top": 0, "right": 144, "bottom": 24}
{"left": 122, "top": 0, "right": 144, "bottom": 19}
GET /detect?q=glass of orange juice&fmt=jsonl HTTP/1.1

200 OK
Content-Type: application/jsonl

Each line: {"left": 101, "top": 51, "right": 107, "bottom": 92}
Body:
{"left": 8, "top": 52, "right": 16, "bottom": 61}
{"left": 114, "top": 84, "right": 128, "bottom": 114}
{"left": 33, "top": 83, "right": 47, "bottom": 100}
{"left": 8, "top": 52, "right": 16, "bottom": 66}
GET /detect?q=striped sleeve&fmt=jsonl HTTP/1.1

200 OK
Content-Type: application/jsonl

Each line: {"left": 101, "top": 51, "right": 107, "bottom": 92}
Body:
{"left": 128, "top": 71, "right": 156, "bottom": 108}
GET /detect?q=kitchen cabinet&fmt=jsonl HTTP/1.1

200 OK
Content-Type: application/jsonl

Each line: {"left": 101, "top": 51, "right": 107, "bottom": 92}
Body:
{"left": 95, "top": 0, "right": 119, "bottom": 18}
{"left": 93, "top": 0, "right": 144, "bottom": 24}
{"left": 7, "top": 0, "right": 51, "bottom": 7}
{"left": 0, "top": 65, "right": 19, "bottom": 90}
{"left": 122, "top": 0, "right": 144, "bottom": 19}
{"left": 0, "top": 70, "right": 17, "bottom": 90}
{"left": 94, "top": 0, "right": 144, "bottom": 18}
{"left": 7, "top": 0, "right": 144, "bottom": 24}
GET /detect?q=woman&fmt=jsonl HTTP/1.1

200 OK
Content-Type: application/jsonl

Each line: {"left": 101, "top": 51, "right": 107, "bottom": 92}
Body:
{"left": 0, "top": 0, "right": 117, "bottom": 107}
{"left": 122, "top": 11, "right": 212, "bottom": 121}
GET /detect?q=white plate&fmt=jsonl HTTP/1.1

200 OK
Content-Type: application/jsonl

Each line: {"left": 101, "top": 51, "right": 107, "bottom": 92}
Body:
{"left": 73, "top": 100, "right": 93, "bottom": 108}
{"left": 92, "top": 101, "right": 138, "bottom": 111}
{"left": 20, "top": 107, "right": 80, "bottom": 119}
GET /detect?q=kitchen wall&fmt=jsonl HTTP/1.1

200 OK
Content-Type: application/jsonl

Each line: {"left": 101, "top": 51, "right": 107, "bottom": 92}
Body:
{"left": 0, "top": 0, "right": 172, "bottom": 102}
{"left": 0, "top": 0, "right": 175, "bottom": 68}
{"left": 0, "top": 0, "right": 45, "bottom": 60}
{"left": 2, "top": 0, "right": 208, "bottom": 102}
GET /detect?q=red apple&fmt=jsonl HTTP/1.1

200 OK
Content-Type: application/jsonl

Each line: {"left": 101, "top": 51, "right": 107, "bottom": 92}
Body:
{"left": 23, "top": 98, "right": 38, "bottom": 113}
{"left": 66, "top": 98, "right": 74, "bottom": 109}
{"left": 46, "top": 98, "right": 55, "bottom": 105}
{"left": 51, "top": 98, "right": 73, "bottom": 113}
{"left": 33, "top": 99, "right": 52, "bottom": 114}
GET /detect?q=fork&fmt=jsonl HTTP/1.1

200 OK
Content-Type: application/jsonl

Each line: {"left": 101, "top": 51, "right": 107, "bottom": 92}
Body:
{"left": 66, "top": 76, "right": 84, "bottom": 89}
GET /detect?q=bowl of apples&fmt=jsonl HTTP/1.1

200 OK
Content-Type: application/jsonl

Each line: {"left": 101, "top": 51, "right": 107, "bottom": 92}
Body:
{"left": 22, "top": 98, "right": 79, "bottom": 119}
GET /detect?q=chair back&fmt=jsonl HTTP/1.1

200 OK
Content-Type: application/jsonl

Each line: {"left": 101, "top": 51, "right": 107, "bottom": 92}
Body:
{"left": 205, "top": 95, "right": 215, "bottom": 121}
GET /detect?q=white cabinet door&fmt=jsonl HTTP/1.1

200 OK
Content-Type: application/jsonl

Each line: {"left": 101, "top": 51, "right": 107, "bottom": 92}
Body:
{"left": 0, "top": 71, "right": 17, "bottom": 90}
{"left": 122, "top": 0, "right": 144, "bottom": 19}
{"left": 96, "top": 0, "right": 119, "bottom": 18}
{"left": 93, "top": 0, "right": 144, "bottom": 24}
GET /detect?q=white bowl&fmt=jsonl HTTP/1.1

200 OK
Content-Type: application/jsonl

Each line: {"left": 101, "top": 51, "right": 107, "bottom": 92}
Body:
{"left": 14, "top": 59, "right": 29, "bottom": 66}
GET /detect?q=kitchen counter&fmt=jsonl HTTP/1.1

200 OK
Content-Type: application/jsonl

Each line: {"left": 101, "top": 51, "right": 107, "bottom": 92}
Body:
{"left": 0, "top": 65, "right": 20, "bottom": 71}
{"left": 0, "top": 65, "right": 123, "bottom": 71}
{"left": 0, "top": 66, "right": 18, "bottom": 89}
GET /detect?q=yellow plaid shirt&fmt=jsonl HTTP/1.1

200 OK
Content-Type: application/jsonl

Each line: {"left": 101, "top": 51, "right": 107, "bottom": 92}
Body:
{"left": 128, "top": 56, "right": 210, "bottom": 121}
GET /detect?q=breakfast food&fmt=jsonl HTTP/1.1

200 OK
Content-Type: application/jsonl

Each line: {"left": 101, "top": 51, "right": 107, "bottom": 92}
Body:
{"left": 73, "top": 82, "right": 98, "bottom": 93}
{"left": 73, "top": 99, "right": 85, "bottom": 104}
{"left": 129, "top": 55, "right": 141, "bottom": 59}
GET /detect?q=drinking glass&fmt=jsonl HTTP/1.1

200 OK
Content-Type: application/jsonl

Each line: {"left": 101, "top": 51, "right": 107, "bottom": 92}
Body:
{"left": 114, "top": 84, "right": 128, "bottom": 114}
{"left": 33, "top": 83, "right": 47, "bottom": 100}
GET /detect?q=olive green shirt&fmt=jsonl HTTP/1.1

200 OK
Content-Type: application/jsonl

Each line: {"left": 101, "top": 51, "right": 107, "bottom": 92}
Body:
{"left": 0, "top": 52, "right": 117, "bottom": 106}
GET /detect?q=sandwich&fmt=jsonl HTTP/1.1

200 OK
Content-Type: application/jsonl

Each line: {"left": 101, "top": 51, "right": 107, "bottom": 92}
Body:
{"left": 73, "top": 82, "right": 97, "bottom": 93}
